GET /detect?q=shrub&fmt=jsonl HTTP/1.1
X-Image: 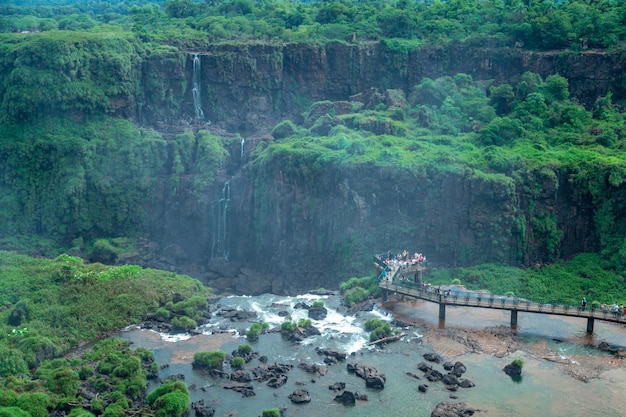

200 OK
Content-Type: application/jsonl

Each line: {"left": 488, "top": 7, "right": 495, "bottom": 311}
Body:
{"left": 171, "top": 316, "right": 197, "bottom": 330}
{"left": 312, "top": 301, "right": 325, "bottom": 307}
{"left": 363, "top": 318, "right": 385, "bottom": 332}
{"left": 15, "top": 392, "right": 50, "bottom": 417}
{"left": 90, "top": 397, "right": 104, "bottom": 414}
{"left": 364, "top": 318, "right": 393, "bottom": 341}
{"left": 0, "top": 348, "right": 28, "bottom": 377}
{"left": 297, "top": 319, "right": 312, "bottom": 327}
{"left": 281, "top": 320, "right": 296, "bottom": 332}
{"left": 504, "top": 291, "right": 515, "bottom": 297}
{"left": 192, "top": 351, "right": 225, "bottom": 370}
{"left": 369, "top": 323, "right": 392, "bottom": 342}
{"left": 156, "top": 308, "right": 171, "bottom": 320}
{"left": 0, "top": 390, "right": 18, "bottom": 407}
{"left": 262, "top": 408, "right": 281, "bottom": 417}
{"left": 230, "top": 357, "right": 245, "bottom": 369}
{"left": 237, "top": 344, "right": 253, "bottom": 354}
{"left": 246, "top": 323, "right": 262, "bottom": 341}
{"left": 0, "top": 407, "right": 30, "bottom": 417}
{"left": 102, "top": 403, "right": 125, "bottom": 417}
{"left": 271, "top": 120, "right": 297, "bottom": 139}
{"left": 67, "top": 409, "right": 95, "bottom": 417}
{"left": 511, "top": 358, "right": 524, "bottom": 368}
{"left": 147, "top": 381, "right": 189, "bottom": 417}
{"left": 451, "top": 278, "right": 462, "bottom": 285}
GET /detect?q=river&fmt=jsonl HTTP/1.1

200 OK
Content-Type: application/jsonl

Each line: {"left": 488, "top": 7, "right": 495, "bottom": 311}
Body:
{"left": 122, "top": 293, "right": 626, "bottom": 417}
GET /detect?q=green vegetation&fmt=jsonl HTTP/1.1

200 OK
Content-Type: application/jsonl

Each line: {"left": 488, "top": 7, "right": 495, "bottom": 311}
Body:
{"left": 339, "top": 276, "right": 379, "bottom": 306}
{"left": 236, "top": 344, "right": 253, "bottom": 355}
{"left": 427, "top": 254, "right": 626, "bottom": 307}
{"left": 2, "top": 0, "right": 625, "bottom": 50}
{"left": 146, "top": 380, "right": 190, "bottom": 417}
{"left": 245, "top": 322, "right": 268, "bottom": 341}
{"left": 262, "top": 408, "right": 281, "bottom": 417}
{"left": 363, "top": 318, "right": 394, "bottom": 342}
{"left": 311, "top": 301, "right": 325, "bottom": 308}
{"left": 511, "top": 358, "right": 524, "bottom": 368}
{"left": 280, "top": 318, "right": 313, "bottom": 333}
{"left": 230, "top": 356, "right": 245, "bottom": 369}
{"left": 0, "top": 251, "right": 205, "bottom": 416}
{"left": 192, "top": 351, "right": 225, "bottom": 370}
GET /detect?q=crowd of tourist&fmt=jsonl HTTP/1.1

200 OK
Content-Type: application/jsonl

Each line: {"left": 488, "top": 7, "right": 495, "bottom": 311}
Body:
{"left": 376, "top": 250, "right": 427, "bottom": 281}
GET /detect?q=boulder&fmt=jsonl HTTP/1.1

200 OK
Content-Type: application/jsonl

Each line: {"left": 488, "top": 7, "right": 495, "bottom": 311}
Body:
{"left": 431, "top": 401, "right": 478, "bottom": 417}
{"left": 503, "top": 363, "right": 522, "bottom": 377}
{"left": 191, "top": 400, "right": 215, "bottom": 417}
{"left": 441, "top": 374, "right": 460, "bottom": 386}
{"left": 418, "top": 384, "right": 428, "bottom": 393}
{"left": 365, "top": 375, "right": 386, "bottom": 389}
{"left": 329, "top": 382, "right": 346, "bottom": 392}
{"left": 289, "top": 389, "right": 311, "bottom": 404}
{"left": 423, "top": 353, "right": 444, "bottom": 363}
{"left": 308, "top": 306, "right": 328, "bottom": 320}
{"left": 334, "top": 390, "right": 356, "bottom": 405}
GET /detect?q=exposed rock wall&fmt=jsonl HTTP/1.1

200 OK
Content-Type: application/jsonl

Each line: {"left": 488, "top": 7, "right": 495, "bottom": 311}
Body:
{"left": 150, "top": 44, "right": 625, "bottom": 132}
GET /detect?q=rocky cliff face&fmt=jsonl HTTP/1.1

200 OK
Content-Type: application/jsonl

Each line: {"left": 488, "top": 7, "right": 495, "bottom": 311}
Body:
{"left": 0, "top": 39, "right": 618, "bottom": 294}
{"left": 131, "top": 43, "right": 614, "bottom": 294}
{"left": 139, "top": 43, "right": 625, "bottom": 132}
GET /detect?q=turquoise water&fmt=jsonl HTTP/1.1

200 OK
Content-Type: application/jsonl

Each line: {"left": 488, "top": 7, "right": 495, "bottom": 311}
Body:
{"left": 123, "top": 294, "right": 626, "bottom": 417}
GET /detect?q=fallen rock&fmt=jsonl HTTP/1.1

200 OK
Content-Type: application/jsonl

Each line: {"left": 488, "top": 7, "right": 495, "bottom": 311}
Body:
{"left": 334, "top": 390, "right": 356, "bottom": 405}
{"left": 431, "top": 401, "right": 478, "bottom": 417}
{"left": 289, "top": 388, "right": 311, "bottom": 404}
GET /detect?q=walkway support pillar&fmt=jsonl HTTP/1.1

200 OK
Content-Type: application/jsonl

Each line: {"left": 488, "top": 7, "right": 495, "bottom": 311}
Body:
{"left": 586, "top": 317, "right": 595, "bottom": 333}
{"left": 510, "top": 310, "right": 518, "bottom": 327}
{"left": 439, "top": 303, "right": 446, "bottom": 319}
{"left": 382, "top": 287, "right": 388, "bottom": 302}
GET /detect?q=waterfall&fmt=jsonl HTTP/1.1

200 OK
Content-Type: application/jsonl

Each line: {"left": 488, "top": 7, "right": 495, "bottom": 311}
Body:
{"left": 241, "top": 138, "right": 245, "bottom": 157}
{"left": 210, "top": 181, "right": 230, "bottom": 260}
{"left": 192, "top": 54, "right": 205, "bottom": 120}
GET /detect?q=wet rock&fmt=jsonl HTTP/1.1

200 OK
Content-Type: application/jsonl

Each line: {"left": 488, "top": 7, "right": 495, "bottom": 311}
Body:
{"left": 218, "top": 306, "right": 257, "bottom": 321}
{"left": 231, "top": 370, "right": 252, "bottom": 382}
{"left": 425, "top": 368, "right": 444, "bottom": 382}
{"left": 191, "top": 399, "right": 215, "bottom": 417}
{"left": 453, "top": 362, "right": 467, "bottom": 374}
{"left": 267, "top": 374, "right": 288, "bottom": 388}
{"left": 459, "top": 379, "right": 475, "bottom": 388}
{"left": 431, "top": 401, "right": 478, "bottom": 417}
{"left": 294, "top": 302, "right": 310, "bottom": 310}
{"left": 289, "top": 388, "right": 311, "bottom": 404}
{"left": 418, "top": 384, "right": 428, "bottom": 393}
{"left": 354, "top": 391, "right": 368, "bottom": 401}
{"left": 417, "top": 362, "right": 433, "bottom": 372}
{"left": 503, "top": 363, "right": 522, "bottom": 377}
{"left": 443, "top": 362, "right": 454, "bottom": 371}
{"left": 223, "top": 382, "right": 255, "bottom": 397}
{"left": 308, "top": 305, "right": 328, "bottom": 320}
{"left": 334, "top": 390, "right": 356, "bottom": 405}
{"left": 365, "top": 375, "right": 385, "bottom": 389}
{"left": 329, "top": 382, "right": 346, "bottom": 392}
{"left": 423, "top": 353, "right": 443, "bottom": 363}
{"left": 316, "top": 347, "right": 347, "bottom": 361}
{"left": 348, "top": 363, "right": 386, "bottom": 389}
{"left": 441, "top": 374, "right": 460, "bottom": 386}
{"left": 298, "top": 362, "right": 327, "bottom": 376}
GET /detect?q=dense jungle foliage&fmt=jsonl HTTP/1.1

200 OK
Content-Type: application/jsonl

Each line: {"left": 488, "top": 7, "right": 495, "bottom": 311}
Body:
{"left": 0, "top": 251, "right": 208, "bottom": 416}
{"left": 1, "top": 0, "right": 626, "bottom": 51}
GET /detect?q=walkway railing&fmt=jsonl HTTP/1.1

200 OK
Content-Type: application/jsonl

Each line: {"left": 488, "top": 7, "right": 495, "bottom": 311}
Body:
{"left": 379, "top": 279, "right": 626, "bottom": 325}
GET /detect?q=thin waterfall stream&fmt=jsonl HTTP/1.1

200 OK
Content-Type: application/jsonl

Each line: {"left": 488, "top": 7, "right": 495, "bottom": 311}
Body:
{"left": 192, "top": 53, "right": 205, "bottom": 120}
{"left": 210, "top": 180, "right": 231, "bottom": 260}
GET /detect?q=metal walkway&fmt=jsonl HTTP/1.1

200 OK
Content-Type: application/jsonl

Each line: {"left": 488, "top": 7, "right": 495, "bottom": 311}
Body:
{"left": 379, "top": 279, "right": 626, "bottom": 333}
